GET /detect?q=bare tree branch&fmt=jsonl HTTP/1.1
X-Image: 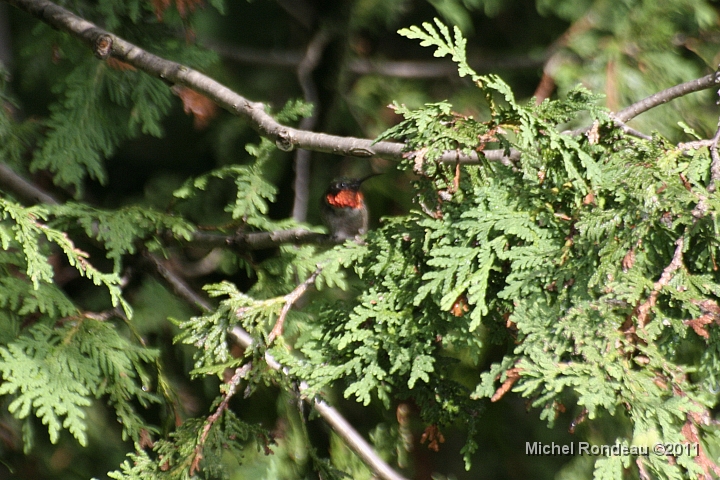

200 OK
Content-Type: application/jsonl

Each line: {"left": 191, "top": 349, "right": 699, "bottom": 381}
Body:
{"left": 616, "top": 70, "right": 720, "bottom": 123}
{"left": 0, "top": 163, "right": 60, "bottom": 205}
{"left": 206, "top": 43, "right": 302, "bottom": 68}
{"left": 292, "top": 30, "right": 331, "bottom": 223}
{"left": 349, "top": 55, "right": 545, "bottom": 78}
{"left": 208, "top": 41, "right": 545, "bottom": 78}
{"left": 168, "top": 248, "right": 225, "bottom": 278}
{"left": 5, "top": 0, "right": 720, "bottom": 172}
{"left": 145, "top": 251, "right": 214, "bottom": 312}
{"left": 309, "top": 386, "right": 408, "bottom": 480}
{"left": 189, "top": 228, "right": 332, "bottom": 250}
{"left": 3, "top": 0, "right": 512, "bottom": 165}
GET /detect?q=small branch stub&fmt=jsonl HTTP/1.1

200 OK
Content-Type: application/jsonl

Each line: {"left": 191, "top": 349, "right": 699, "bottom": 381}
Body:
{"left": 275, "top": 129, "right": 295, "bottom": 152}
{"left": 348, "top": 147, "right": 374, "bottom": 157}
{"left": 94, "top": 33, "right": 112, "bottom": 59}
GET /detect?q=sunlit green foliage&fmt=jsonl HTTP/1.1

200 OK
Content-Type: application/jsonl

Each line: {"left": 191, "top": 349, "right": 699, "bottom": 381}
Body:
{"left": 1, "top": 0, "right": 720, "bottom": 479}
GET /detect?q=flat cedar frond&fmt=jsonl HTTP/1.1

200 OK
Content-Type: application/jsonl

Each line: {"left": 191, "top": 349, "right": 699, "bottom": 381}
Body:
{"left": 4, "top": 2, "right": 720, "bottom": 478}
{"left": 50, "top": 203, "right": 195, "bottom": 272}
{"left": 0, "top": 321, "right": 159, "bottom": 446}
{"left": 292, "top": 19, "right": 720, "bottom": 478}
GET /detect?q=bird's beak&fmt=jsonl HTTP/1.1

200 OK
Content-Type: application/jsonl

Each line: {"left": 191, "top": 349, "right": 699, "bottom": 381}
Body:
{"left": 357, "top": 172, "right": 381, "bottom": 186}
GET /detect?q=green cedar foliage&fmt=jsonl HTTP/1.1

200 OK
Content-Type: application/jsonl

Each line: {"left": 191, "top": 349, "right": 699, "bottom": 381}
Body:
{"left": 2, "top": 1, "right": 720, "bottom": 478}
{"left": 293, "top": 21, "right": 720, "bottom": 479}
{"left": 108, "top": 409, "right": 268, "bottom": 480}
{"left": 22, "top": 5, "right": 217, "bottom": 196}
{"left": 0, "top": 195, "right": 156, "bottom": 449}
{"left": 167, "top": 19, "right": 720, "bottom": 479}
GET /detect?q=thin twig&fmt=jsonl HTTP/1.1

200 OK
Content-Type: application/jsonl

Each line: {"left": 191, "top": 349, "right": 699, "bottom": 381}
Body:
{"left": 169, "top": 248, "right": 224, "bottom": 278}
{"left": 707, "top": 117, "right": 720, "bottom": 193}
{"left": 188, "top": 228, "right": 332, "bottom": 250}
{"left": 635, "top": 237, "right": 685, "bottom": 328}
{"left": 0, "top": 163, "right": 60, "bottom": 205}
{"left": 636, "top": 458, "right": 651, "bottom": 480}
{"left": 190, "top": 363, "right": 251, "bottom": 475}
{"left": 616, "top": 70, "right": 720, "bottom": 123}
{"left": 292, "top": 30, "right": 331, "bottom": 223}
{"left": 608, "top": 114, "right": 652, "bottom": 141}
{"left": 146, "top": 252, "right": 213, "bottom": 312}
{"left": 563, "top": 113, "right": 652, "bottom": 140}
{"left": 207, "top": 41, "right": 545, "bottom": 78}
{"left": 563, "top": 70, "right": 720, "bottom": 139}
{"left": 678, "top": 139, "right": 715, "bottom": 150}
{"left": 267, "top": 267, "right": 321, "bottom": 345}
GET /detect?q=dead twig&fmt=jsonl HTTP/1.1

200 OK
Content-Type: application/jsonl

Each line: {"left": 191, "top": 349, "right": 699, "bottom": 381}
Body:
{"left": 267, "top": 267, "right": 321, "bottom": 345}
{"left": 706, "top": 117, "right": 720, "bottom": 193}
{"left": 635, "top": 237, "right": 685, "bottom": 328}
{"left": 189, "top": 364, "right": 251, "bottom": 475}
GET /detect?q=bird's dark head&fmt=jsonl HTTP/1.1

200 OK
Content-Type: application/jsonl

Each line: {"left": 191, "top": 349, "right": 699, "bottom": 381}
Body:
{"left": 323, "top": 174, "right": 379, "bottom": 209}
{"left": 327, "top": 177, "right": 361, "bottom": 195}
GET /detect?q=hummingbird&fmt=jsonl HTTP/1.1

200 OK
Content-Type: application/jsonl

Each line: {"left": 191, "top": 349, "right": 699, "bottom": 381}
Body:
{"left": 320, "top": 174, "right": 377, "bottom": 241}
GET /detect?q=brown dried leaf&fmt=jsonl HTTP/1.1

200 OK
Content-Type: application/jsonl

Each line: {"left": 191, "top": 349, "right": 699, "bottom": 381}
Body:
{"left": 491, "top": 367, "right": 521, "bottom": 402}
{"left": 569, "top": 408, "right": 587, "bottom": 434}
{"left": 685, "top": 299, "right": 720, "bottom": 339}
{"left": 537, "top": 169, "right": 546, "bottom": 183}
{"left": 420, "top": 424, "right": 445, "bottom": 452}
{"left": 450, "top": 294, "right": 469, "bottom": 317}
{"left": 586, "top": 120, "right": 600, "bottom": 145}
{"left": 685, "top": 314, "right": 713, "bottom": 339}
{"left": 679, "top": 173, "right": 692, "bottom": 191}
{"left": 258, "top": 432, "right": 275, "bottom": 456}
{"left": 653, "top": 376, "right": 668, "bottom": 390}
{"left": 139, "top": 428, "right": 154, "bottom": 449}
{"left": 682, "top": 420, "right": 720, "bottom": 476}
{"left": 106, "top": 57, "right": 136, "bottom": 71}
{"left": 153, "top": 0, "right": 204, "bottom": 21}
{"left": 412, "top": 147, "right": 428, "bottom": 175}
{"left": 396, "top": 403, "right": 411, "bottom": 426}
{"left": 189, "top": 451, "right": 202, "bottom": 476}
{"left": 622, "top": 247, "right": 635, "bottom": 272}
{"left": 172, "top": 85, "right": 218, "bottom": 129}
{"left": 692, "top": 299, "right": 720, "bottom": 316}
{"left": 452, "top": 161, "right": 461, "bottom": 193}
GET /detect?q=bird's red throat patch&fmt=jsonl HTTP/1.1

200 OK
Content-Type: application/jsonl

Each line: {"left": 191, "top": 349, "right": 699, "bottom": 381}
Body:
{"left": 327, "top": 190, "right": 363, "bottom": 209}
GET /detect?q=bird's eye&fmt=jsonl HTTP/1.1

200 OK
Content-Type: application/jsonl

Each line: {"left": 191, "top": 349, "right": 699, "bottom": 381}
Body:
{"left": 340, "top": 182, "right": 348, "bottom": 189}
